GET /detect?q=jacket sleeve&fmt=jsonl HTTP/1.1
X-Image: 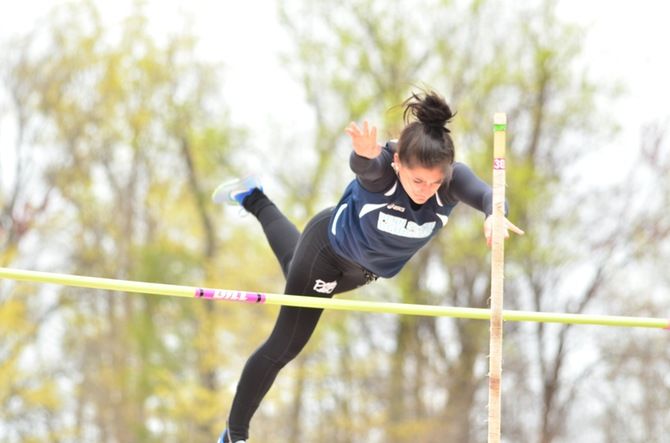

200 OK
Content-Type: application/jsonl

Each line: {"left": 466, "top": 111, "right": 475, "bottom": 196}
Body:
{"left": 442, "top": 162, "right": 508, "bottom": 217}
{"left": 349, "top": 143, "right": 397, "bottom": 193}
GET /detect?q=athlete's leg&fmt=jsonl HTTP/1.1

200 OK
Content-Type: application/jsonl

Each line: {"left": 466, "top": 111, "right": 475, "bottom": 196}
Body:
{"left": 213, "top": 177, "right": 299, "bottom": 278}
{"left": 241, "top": 189, "right": 300, "bottom": 279}
{"left": 225, "top": 208, "right": 371, "bottom": 441}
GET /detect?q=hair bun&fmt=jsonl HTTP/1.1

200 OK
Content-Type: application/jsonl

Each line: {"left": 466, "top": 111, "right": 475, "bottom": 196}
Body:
{"left": 403, "top": 90, "right": 454, "bottom": 134}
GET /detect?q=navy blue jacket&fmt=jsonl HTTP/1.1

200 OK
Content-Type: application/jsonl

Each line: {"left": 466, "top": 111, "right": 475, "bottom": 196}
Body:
{"left": 328, "top": 142, "right": 498, "bottom": 278}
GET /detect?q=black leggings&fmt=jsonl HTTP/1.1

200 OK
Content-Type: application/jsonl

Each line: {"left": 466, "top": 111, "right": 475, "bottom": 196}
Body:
{"left": 227, "top": 190, "right": 374, "bottom": 441}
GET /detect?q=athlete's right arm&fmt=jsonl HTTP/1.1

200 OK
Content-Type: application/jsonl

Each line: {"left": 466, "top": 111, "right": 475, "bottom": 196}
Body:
{"left": 349, "top": 148, "right": 395, "bottom": 193}
{"left": 345, "top": 121, "right": 395, "bottom": 193}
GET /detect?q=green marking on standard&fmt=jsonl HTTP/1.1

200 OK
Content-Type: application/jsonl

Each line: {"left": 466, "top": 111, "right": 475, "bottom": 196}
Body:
{"left": 494, "top": 124, "right": 507, "bottom": 131}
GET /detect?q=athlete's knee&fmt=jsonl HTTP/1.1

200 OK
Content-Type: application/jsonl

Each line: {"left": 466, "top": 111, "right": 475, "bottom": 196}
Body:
{"left": 258, "top": 342, "right": 303, "bottom": 367}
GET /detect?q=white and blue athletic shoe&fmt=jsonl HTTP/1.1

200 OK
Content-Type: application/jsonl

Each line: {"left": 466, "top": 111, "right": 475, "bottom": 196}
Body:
{"left": 211, "top": 175, "right": 263, "bottom": 206}
{"left": 217, "top": 429, "right": 246, "bottom": 443}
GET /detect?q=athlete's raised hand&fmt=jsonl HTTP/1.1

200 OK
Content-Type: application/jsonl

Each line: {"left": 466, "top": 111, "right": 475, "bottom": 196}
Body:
{"left": 345, "top": 120, "right": 381, "bottom": 159}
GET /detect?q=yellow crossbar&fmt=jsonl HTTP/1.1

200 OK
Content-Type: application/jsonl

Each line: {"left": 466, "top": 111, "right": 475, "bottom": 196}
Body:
{"left": 0, "top": 267, "right": 667, "bottom": 329}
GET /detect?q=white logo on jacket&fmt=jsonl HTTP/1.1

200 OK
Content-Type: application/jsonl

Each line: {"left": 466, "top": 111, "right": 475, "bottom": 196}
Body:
{"left": 386, "top": 203, "right": 406, "bottom": 213}
{"left": 377, "top": 212, "right": 435, "bottom": 238}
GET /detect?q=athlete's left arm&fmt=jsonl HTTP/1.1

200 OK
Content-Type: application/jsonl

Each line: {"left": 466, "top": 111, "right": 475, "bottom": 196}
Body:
{"left": 443, "top": 162, "right": 524, "bottom": 246}
{"left": 443, "top": 162, "right": 498, "bottom": 215}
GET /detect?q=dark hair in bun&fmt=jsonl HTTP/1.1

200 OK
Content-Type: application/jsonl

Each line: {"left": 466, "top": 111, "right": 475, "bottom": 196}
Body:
{"left": 397, "top": 90, "right": 455, "bottom": 170}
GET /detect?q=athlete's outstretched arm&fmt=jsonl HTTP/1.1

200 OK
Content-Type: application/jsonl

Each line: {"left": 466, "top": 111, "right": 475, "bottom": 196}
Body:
{"left": 446, "top": 162, "right": 496, "bottom": 213}
{"left": 345, "top": 121, "right": 396, "bottom": 193}
{"left": 447, "top": 162, "right": 523, "bottom": 246}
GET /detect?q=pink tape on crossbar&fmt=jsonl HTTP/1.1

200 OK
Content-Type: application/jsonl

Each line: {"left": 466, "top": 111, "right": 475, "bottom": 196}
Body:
{"left": 194, "top": 288, "right": 266, "bottom": 303}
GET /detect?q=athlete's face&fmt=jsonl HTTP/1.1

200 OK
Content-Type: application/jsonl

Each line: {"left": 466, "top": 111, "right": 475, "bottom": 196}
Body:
{"left": 393, "top": 153, "right": 449, "bottom": 204}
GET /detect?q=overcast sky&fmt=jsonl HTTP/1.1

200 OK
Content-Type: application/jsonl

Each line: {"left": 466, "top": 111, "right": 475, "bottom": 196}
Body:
{"left": 1, "top": 1, "right": 669, "bottom": 185}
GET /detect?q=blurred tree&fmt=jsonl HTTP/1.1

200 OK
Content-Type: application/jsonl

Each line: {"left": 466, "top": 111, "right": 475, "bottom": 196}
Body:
{"left": 2, "top": 0, "right": 668, "bottom": 442}
{"left": 0, "top": 1, "right": 261, "bottom": 441}
{"left": 594, "top": 123, "right": 670, "bottom": 442}
{"left": 0, "top": 30, "right": 59, "bottom": 442}
{"left": 262, "top": 0, "right": 661, "bottom": 442}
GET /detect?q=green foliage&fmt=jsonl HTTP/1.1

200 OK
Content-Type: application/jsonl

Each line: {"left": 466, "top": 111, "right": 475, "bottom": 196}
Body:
{"left": 272, "top": 0, "right": 619, "bottom": 441}
{"left": 0, "top": 289, "right": 61, "bottom": 439}
{"left": 1, "top": 1, "right": 255, "bottom": 441}
{"left": 2, "top": 0, "right": 667, "bottom": 442}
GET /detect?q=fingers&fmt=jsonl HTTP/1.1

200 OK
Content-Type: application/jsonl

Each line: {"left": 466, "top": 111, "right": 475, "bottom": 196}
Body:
{"left": 345, "top": 120, "right": 376, "bottom": 137}
{"left": 345, "top": 121, "right": 360, "bottom": 138}
{"left": 505, "top": 220, "right": 525, "bottom": 235}
{"left": 484, "top": 215, "right": 524, "bottom": 247}
{"left": 484, "top": 216, "right": 492, "bottom": 248}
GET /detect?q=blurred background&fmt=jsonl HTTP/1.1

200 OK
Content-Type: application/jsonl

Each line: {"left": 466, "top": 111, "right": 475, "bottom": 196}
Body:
{"left": 1, "top": 0, "right": 669, "bottom": 442}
